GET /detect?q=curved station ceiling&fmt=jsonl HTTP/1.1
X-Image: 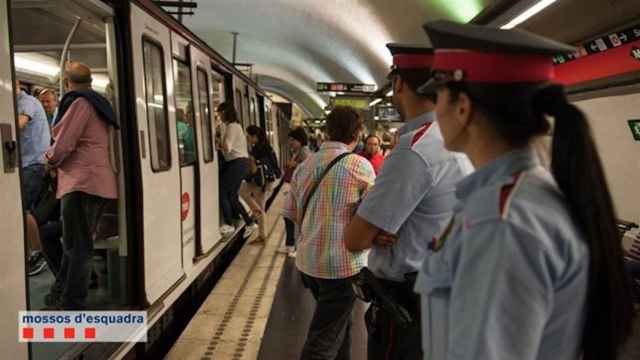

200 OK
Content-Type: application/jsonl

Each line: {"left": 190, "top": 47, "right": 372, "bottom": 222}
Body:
{"left": 183, "top": 0, "right": 640, "bottom": 117}
{"left": 184, "top": 0, "right": 491, "bottom": 117}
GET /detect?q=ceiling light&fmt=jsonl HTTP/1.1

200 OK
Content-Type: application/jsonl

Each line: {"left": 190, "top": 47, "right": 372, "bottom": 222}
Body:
{"left": 500, "top": 0, "right": 557, "bottom": 29}
{"left": 14, "top": 54, "right": 59, "bottom": 77}
{"left": 369, "top": 98, "right": 382, "bottom": 107}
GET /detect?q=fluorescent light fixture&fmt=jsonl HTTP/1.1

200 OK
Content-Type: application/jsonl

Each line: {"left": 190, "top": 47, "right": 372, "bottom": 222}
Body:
{"left": 385, "top": 90, "right": 393, "bottom": 97}
{"left": 501, "top": 0, "right": 557, "bottom": 29}
{"left": 14, "top": 54, "right": 59, "bottom": 77}
{"left": 389, "top": 128, "right": 398, "bottom": 133}
{"left": 369, "top": 98, "right": 382, "bottom": 107}
{"left": 374, "top": 116, "right": 380, "bottom": 120}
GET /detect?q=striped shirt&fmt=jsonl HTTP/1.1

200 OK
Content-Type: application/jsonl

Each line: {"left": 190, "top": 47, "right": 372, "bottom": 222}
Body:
{"left": 283, "top": 141, "right": 375, "bottom": 279}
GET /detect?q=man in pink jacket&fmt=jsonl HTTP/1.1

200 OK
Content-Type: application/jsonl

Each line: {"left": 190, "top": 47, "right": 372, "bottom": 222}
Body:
{"left": 44, "top": 62, "right": 118, "bottom": 310}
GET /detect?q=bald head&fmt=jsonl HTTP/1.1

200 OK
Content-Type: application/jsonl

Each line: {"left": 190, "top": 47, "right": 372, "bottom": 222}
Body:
{"left": 64, "top": 62, "right": 92, "bottom": 91}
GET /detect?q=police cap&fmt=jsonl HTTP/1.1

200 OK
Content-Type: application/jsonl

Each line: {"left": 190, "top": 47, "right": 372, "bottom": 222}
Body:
{"left": 418, "top": 20, "right": 576, "bottom": 93}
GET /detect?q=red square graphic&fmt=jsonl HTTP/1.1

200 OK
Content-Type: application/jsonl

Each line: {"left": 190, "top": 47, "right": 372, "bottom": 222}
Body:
{"left": 64, "top": 328, "right": 75, "bottom": 339}
{"left": 84, "top": 328, "right": 96, "bottom": 339}
{"left": 22, "top": 327, "right": 34, "bottom": 339}
{"left": 43, "top": 328, "right": 55, "bottom": 339}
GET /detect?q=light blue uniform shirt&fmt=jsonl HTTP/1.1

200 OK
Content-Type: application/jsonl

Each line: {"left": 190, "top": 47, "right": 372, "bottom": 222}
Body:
{"left": 17, "top": 91, "right": 50, "bottom": 168}
{"left": 397, "top": 112, "right": 432, "bottom": 137}
{"left": 357, "top": 112, "right": 472, "bottom": 281}
{"left": 416, "top": 149, "right": 588, "bottom": 360}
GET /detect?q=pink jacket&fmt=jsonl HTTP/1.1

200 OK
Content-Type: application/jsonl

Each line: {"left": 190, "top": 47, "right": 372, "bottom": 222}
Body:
{"left": 46, "top": 98, "right": 118, "bottom": 200}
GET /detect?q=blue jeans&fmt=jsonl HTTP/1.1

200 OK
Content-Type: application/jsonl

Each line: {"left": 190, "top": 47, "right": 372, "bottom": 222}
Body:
{"left": 220, "top": 158, "right": 252, "bottom": 225}
{"left": 54, "top": 192, "right": 107, "bottom": 309}
{"left": 22, "top": 163, "right": 45, "bottom": 211}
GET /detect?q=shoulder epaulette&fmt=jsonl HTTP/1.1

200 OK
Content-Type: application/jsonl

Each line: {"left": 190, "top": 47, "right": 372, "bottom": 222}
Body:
{"left": 410, "top": 122, "right": 434, "bottom": 147}
{"left": 499, "top": 172, "right": 525, "bottom": 219}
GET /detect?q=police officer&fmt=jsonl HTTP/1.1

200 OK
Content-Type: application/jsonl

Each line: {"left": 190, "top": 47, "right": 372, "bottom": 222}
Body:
{"left": 344, "top": 44, "right": 472, "bottom": 360}
{"left": 415, "top": 20, "right": 635, "bottom": 360}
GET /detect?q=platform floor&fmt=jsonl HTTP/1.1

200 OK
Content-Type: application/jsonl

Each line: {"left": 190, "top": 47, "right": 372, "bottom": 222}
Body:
{"left": 167, "top": 188, "right": 640, "bottom": 360}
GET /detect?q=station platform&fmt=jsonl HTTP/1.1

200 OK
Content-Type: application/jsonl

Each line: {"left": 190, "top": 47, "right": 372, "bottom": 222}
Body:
{"left": 165, "top": 187, "right": 367, "bottom": 360}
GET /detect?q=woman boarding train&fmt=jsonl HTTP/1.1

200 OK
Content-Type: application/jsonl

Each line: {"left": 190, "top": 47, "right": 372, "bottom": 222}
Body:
{"left": 414, "top": 21, "right": 634, "bottom": 359}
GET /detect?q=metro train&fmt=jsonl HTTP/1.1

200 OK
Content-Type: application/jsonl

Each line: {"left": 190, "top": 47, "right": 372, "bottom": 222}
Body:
{"left": 0, "top": 0, "right": 291, "bottom": 358}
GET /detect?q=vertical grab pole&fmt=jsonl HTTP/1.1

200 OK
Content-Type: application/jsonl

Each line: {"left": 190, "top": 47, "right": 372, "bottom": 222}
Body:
{"left": 59, "top": 17, "right": 82, "bottom": 96}
{"left": 231, "top": 32, "right": 238, "bottom": 65}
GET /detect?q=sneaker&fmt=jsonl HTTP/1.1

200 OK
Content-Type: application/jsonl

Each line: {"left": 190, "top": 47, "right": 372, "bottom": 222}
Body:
{"left": 244, "top": 223, "right": 258, "bottom": 237}
{"left": 220, "top": 225, "right": 235, "bottom": 238}
{"left": 28, "top": 252, "right": 47, "bottom": 276}
{"left": 277, "top": 245, "right": 294, "bottom": 254}
{"left": 287, "top": 250, "right": 297, "bottom": 258}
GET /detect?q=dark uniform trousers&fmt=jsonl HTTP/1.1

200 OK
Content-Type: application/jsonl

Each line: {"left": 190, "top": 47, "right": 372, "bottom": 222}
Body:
{"left": 300, "top": 272, "right": 356, "bottom": 360}
{"left": 366, "top": 279, "right": 422, "bottom": 360}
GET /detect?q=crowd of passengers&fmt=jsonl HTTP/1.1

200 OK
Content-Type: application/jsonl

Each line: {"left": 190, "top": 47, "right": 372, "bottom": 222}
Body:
{"left": 278, "top": 20, "right": 639, "bottom": 360}
{"left": 14, "top": 20, "right": 640, "bottom": 360}
{"left": 19, "top": 61, "right": 118, "bottom": 310}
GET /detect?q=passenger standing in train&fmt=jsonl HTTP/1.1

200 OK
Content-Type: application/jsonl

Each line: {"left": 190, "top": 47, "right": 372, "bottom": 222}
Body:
{"left": 38, "top": 88, "right": 59, "bottom": 126}
{"left": 415, "top": 21, "right": 635, "bottom": 360}
{"left": 283, "top": 107, "right": 375, "bottom": 360}
{"left": 240, "top": 125, "right": 279, "bottom": 243}
{"left": 16, "top": 80, "right": 51, "bottom": 211}
{"left": 278, "top": 127, "right": 310, "bottom": 257}
{"left": 43, "top": 62, "right": 119, "bottom": 310}
{"left": 358, "top": 134, "right": 385, "bottom": 175}
{"left": 344, "top": 44, "right": 472, "bottom": 360}
{"left": 217, "top": 102, "right": 258, "bottom": 238}
{"left": 16, "top": 80, "right": 52, "bottom": 276}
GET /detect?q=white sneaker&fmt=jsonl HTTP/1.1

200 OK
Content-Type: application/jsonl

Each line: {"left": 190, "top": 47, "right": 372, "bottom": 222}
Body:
{"left": 220, "top": 225, "right": 235, "bottom": 239}
{"left": 244, "top": 223, "right": 258, "bottom": 236}
{"left": 277, "top": 245, "right": 294, "bottom": 254}
{"left": 287, "top": 250, "right": 297, "bottom": 258}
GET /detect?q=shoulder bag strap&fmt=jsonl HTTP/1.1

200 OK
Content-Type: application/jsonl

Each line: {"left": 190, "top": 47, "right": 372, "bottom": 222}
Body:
{"left": 299, "top": 152, "right": 353, "bottom": 225}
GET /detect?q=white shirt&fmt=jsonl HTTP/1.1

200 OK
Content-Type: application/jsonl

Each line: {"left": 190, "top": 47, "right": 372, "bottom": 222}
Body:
{"left": 222, "top": 122, "right": 249, "bottom": 161}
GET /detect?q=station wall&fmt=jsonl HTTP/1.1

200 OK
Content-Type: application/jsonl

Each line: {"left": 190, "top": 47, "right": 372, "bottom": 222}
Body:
{"left": 575, "top": 93, "right": 640, "bottom": 224}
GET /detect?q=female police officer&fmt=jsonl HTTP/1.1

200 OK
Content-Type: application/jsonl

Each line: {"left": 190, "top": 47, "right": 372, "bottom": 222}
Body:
{"left": 415, "top": 21, "right": 635, "bottom": 360}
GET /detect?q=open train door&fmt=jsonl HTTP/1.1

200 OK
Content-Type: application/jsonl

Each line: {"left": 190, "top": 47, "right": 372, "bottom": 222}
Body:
{"left": 190, "top": 46, "right": 220, "bottom": 257}
{"left": 130, "top": 4, "right": 184, "bottom": 305}
{"left": 0, "top": 0, "right": 28, "bottom": 358}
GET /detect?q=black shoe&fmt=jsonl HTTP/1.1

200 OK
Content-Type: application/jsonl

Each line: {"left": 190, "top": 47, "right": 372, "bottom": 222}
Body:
{"left": 28, "top": 252, "right": 47, "bottom": 276}
{"left": 89, "top": 270, "right": 99, "bottom": 289}
{"left": 44, "top": 292, "right": 61, "bottom": 307}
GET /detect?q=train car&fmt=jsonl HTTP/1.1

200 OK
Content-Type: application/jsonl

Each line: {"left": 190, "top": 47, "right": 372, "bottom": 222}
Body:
{"left": 0, "top": 0, "right": 287, "bottom": 358}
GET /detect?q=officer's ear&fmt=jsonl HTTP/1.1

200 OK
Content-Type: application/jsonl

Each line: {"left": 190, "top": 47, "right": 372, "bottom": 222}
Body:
{"left": 453, "top": 91, "right": 474, "bottom": 128}
{"left": 393, "top": 76, "right": 404, "bottom": 95}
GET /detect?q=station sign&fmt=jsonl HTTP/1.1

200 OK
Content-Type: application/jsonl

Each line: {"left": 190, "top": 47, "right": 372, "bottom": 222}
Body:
{"left": 317, "top": 82, "right": 377, "bottom": 93}
{"left": 628, "top": 120, "right": 640, "bottom": 142}
{"left": 553, "top": 24, "right": 640, "bottom": 65}
{"left": 331, "top": 97, "right": 369, "bottom": 110}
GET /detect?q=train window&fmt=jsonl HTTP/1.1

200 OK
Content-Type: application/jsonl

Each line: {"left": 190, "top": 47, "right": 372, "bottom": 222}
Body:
{"left": 211, "top": 73, "right": 225, "bottom": 152}
{"left": 142, "top": 40, "right": 171, "bottom": 171}
{"left": 235, "top": 88, "right": 243, "bottom": 124}
{"left": 197, "top": 68, "right": 213, "bottom": 163}
{"left": 173, "top": 58, "right": 197, "bottom": 167}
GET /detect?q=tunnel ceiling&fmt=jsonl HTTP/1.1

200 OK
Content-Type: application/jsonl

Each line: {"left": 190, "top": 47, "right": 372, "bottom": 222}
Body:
{"left": 183, "top": 0, "right": 495, "bottom": 117}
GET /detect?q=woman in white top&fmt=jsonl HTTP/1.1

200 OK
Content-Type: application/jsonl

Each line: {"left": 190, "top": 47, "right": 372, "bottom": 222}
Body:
{"left": 217, "top": 102, "right": 256, "bottom": 236}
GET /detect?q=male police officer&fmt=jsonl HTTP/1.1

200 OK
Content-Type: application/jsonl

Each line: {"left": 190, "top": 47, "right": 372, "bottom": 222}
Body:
{"left": 345, "top": 44, "right": 472, "bottom": 359}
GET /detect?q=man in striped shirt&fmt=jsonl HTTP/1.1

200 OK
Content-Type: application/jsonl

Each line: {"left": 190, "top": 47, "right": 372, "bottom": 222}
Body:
{"left": 283, "top": 106, "right": 375, "bottom": 359}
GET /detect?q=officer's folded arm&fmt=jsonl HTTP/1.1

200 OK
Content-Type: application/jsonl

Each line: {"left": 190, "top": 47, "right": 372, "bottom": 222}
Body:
{"left": 344, "top": 215, "right": 396, "bottom": 251}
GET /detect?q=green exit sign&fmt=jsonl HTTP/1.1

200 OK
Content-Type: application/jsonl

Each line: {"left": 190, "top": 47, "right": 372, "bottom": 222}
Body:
{"left": 629, "top": 120, "right": 640, "bottom": 142}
